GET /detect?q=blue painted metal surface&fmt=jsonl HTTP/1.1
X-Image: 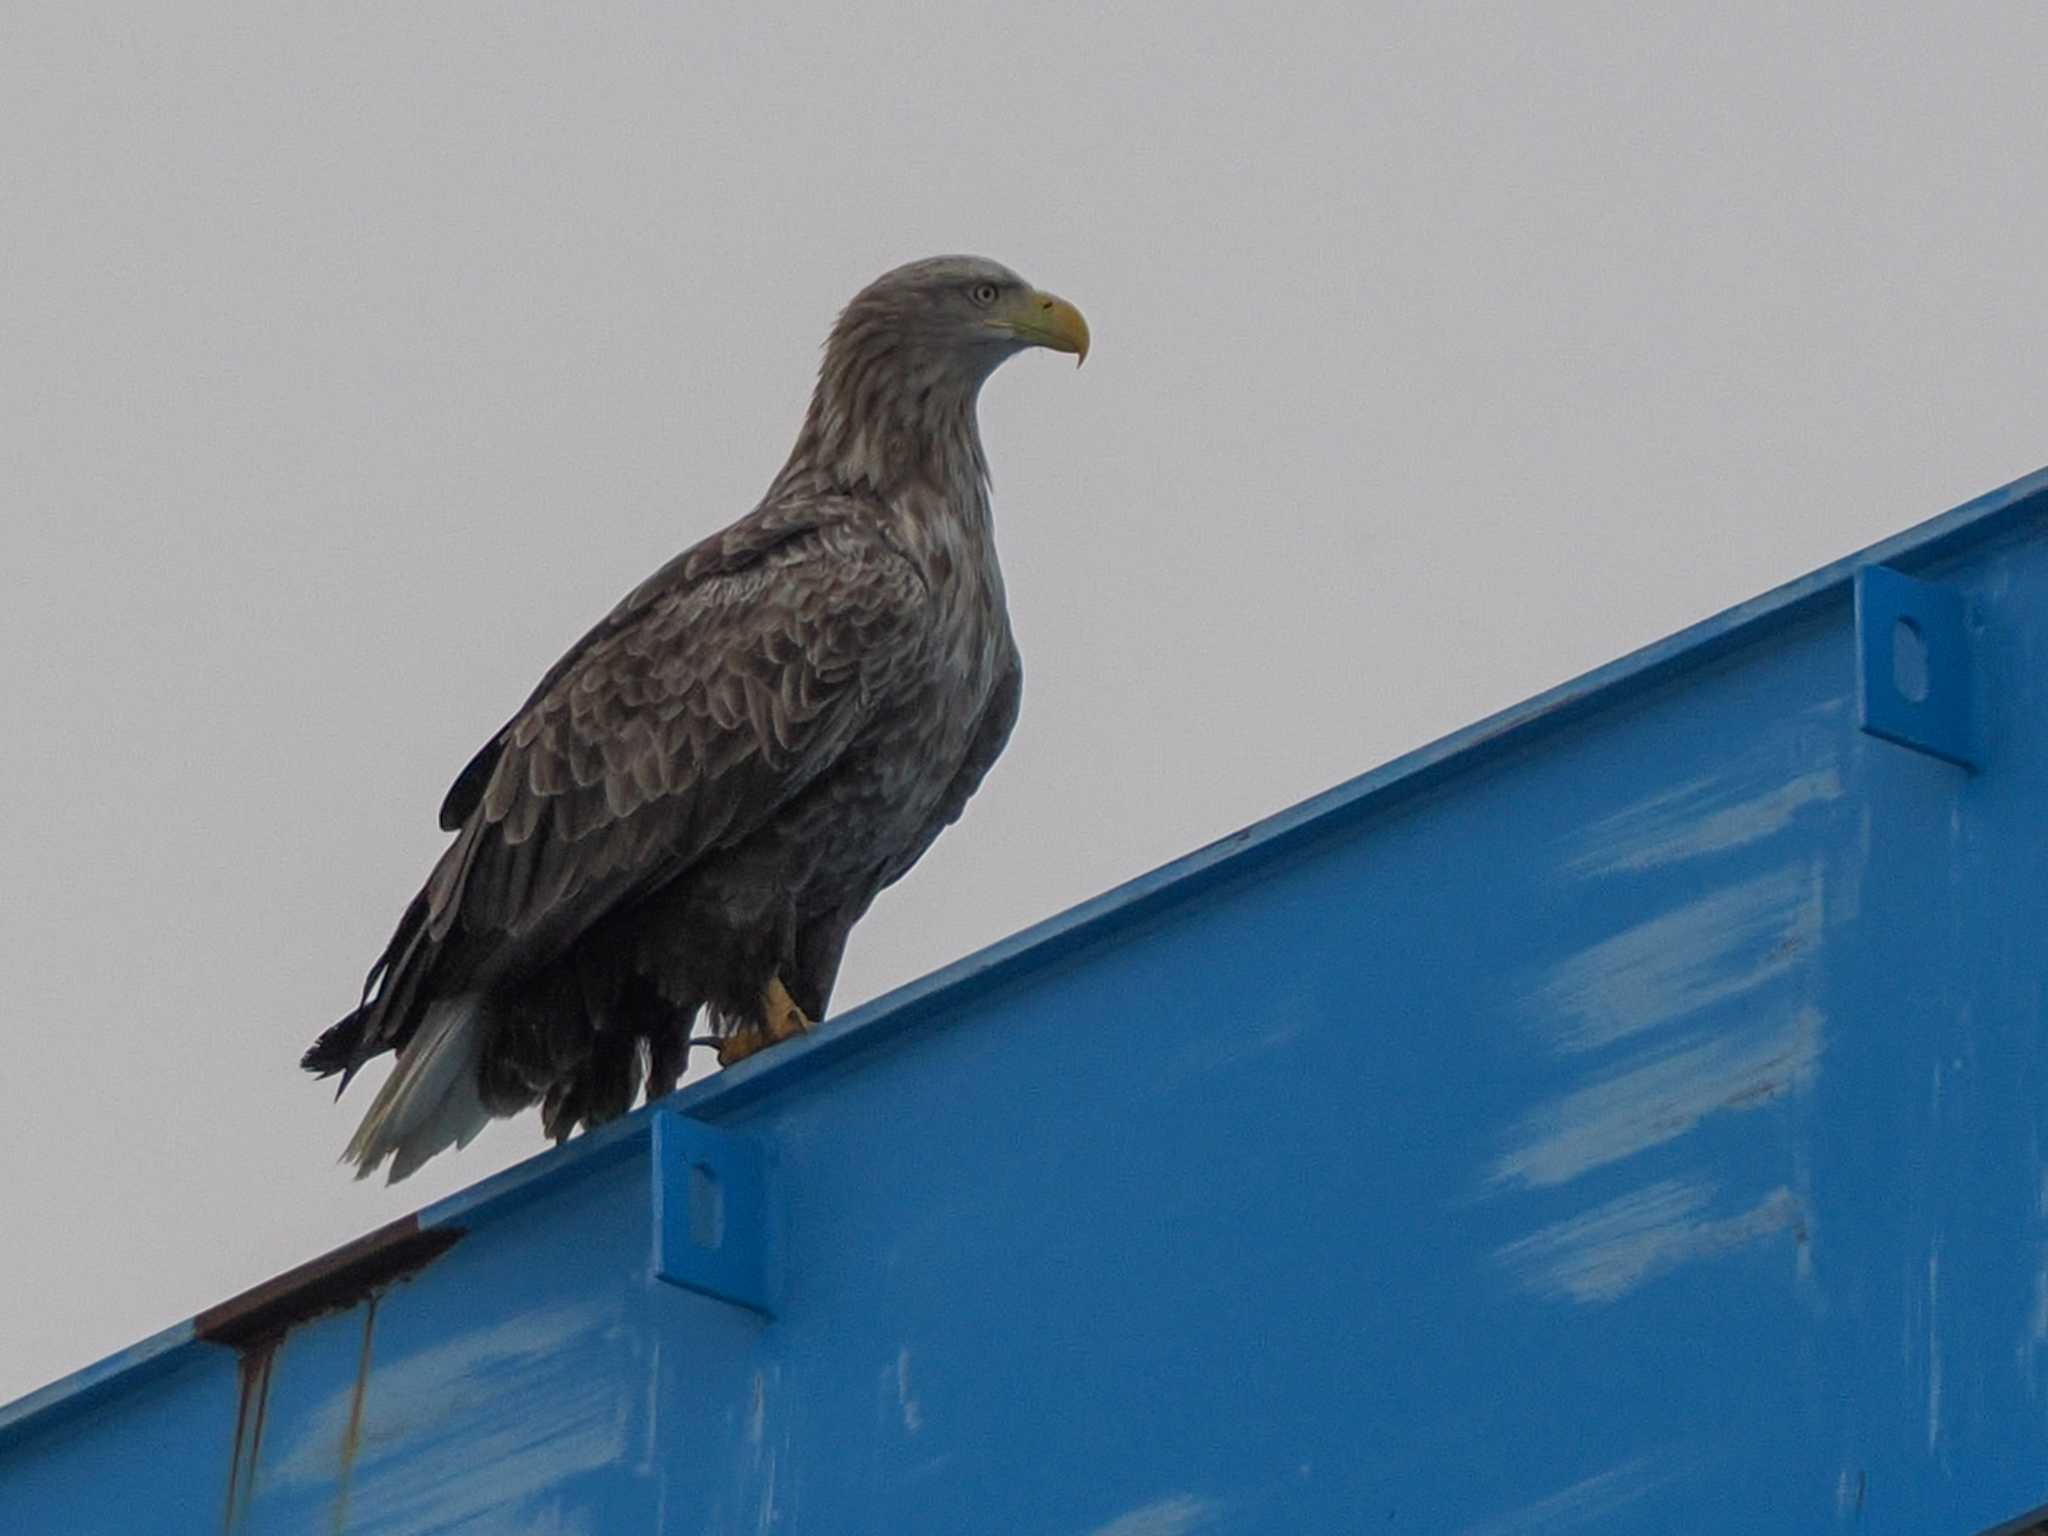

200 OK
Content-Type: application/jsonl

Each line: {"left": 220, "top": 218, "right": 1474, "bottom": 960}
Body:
{"left": 8, "top": 465, "right": 2048, "bottom": 1534}
{"left": 1856, "top": 564, "right": 1979, "bottom": 769}
{"left": 652, "top": 1109, "right": 775, "bottom": 1316}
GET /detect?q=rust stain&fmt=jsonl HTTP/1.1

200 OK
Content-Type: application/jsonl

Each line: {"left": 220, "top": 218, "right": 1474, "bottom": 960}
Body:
{"left": 331, "top": 1295, "right": 379, "bottom": 1536}
{"left": 196, "top": 1215, "right": 461, "bottom": 1349}
{"left": 222, "top": 1335, "right": 277, "bottom": 1533}
{"left": 201, "top": 1216, "right": 460, "bottom": 1533}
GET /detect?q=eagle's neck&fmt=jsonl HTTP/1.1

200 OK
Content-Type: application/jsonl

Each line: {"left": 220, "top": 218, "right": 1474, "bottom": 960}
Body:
{"left": 772, "top": 332, "right": 995, "bottom": 507}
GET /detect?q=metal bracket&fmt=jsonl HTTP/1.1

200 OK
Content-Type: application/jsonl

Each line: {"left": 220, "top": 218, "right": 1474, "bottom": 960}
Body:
{"left": 1854, "top": 564, "right": 1977, "bottom": 770}
{"left": 651, "top": 1110, "right": 774, "bottom": 1317}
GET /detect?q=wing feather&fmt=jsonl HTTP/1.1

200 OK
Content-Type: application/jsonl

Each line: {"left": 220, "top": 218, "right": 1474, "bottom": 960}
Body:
{"left": 347, "top": 510, "right": 929, "bottom": 1070}
{"left": 438, "top": 502, "right": 829, "bottom": 832}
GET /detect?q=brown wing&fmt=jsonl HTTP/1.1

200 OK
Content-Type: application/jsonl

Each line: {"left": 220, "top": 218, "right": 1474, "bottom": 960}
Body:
{"left": 439, "top": 500, "right": 831, "bottom": 832}
{"left": 336, "top": 505, "right": 932, "bottom": 1070}
{"left": 879, "top": 657, "right": 1021, "bottom": 892}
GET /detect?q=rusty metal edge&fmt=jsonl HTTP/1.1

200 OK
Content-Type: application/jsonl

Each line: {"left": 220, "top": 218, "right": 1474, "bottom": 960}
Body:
{"left": 193, "top": 1215, "right": 463, "bottom": 1351}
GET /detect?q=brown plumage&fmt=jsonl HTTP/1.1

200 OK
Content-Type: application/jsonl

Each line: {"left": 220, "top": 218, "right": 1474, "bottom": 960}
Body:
{"left": 303, "top": 256, "right": 1088, "bottom": 1180}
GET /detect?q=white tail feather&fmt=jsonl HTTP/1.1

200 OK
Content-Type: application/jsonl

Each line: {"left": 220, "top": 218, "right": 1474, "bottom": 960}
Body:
{"left": 343, "top": 996, "right": 490, "bottom": 1183}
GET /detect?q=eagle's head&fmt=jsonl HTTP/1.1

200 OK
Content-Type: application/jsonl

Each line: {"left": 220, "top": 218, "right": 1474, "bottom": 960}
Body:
{"left": 829, "top": 255, "right": 1089, "bottom": 386}
{"left": 793, "top": 255, "right": 1087, "bottom": 495}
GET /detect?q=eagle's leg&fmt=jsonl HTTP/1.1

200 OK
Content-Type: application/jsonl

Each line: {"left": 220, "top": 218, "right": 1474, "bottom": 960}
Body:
{"left": 716, "top": 975, "right": 813, "bottom": 1067}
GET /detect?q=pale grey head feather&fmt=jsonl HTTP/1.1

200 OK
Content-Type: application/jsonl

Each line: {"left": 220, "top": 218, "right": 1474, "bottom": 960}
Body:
{"left": 777, "top": 255, "right": 1037, "bottom": 498}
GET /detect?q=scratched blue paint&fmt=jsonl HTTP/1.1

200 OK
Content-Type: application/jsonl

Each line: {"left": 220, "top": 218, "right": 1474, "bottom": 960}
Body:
{"left": 6, "top": 466, "right": 2048, "bottom": 1534}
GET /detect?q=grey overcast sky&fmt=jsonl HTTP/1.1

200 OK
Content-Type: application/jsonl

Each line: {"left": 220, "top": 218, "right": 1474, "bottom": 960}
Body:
{"left": 4, "top": 1, "right": 2045, "bottom": 1405}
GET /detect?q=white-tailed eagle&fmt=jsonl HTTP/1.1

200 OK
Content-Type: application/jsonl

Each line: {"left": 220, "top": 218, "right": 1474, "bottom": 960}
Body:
{"left": 303, "top": 256, "right": 1088, "bottom": 1180}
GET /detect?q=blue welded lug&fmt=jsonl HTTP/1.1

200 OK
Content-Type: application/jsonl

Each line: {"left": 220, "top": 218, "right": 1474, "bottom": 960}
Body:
{"left": 650, "top": 1110, "right": 774, "bottom": 1317}
{"left": 1854, "top": 563, "right": 1978, "bottom": 769}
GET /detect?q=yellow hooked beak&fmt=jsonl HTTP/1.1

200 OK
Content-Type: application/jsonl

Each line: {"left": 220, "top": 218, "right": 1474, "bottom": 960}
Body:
{"left": 998, "top": 288, "right": 1090, "bottom": 366}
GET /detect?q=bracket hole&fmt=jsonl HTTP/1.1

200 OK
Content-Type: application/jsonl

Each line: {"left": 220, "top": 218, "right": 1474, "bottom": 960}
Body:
{"left": 1892, "top": 616, "right": 1930, "bottom": 704}
{"left": 688, "top": 1163, "right": 724, "bottom": 1251}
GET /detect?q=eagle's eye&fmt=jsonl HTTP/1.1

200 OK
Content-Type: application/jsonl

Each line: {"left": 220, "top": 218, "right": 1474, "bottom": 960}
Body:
{"left": 968, "top": 282, "right": 1000, "bottom": 307}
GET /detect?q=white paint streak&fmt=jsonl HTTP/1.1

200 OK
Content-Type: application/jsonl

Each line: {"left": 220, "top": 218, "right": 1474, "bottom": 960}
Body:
{"left": 1497, "top": 1179, "right": 1803, "bottom": 1303}
{"left": 756, "top": 1448, "right": 779, "bottom": 1536}
{"left": 1833, "top": 1468, "right": 1866, "bottom": 1519}
{"left": 636, "top": 1334, "right": 661, "bottom": 1476}
{"left": 1085, "top": 1494, "right": 1219, "bottom": 1536}
{"left": 496, "top": 1510, "right": 593, "bottom": 1536}
{"left": 1927, "top": 1241, "right": 1944, "bottom": 1453}
{"left": 272, "top": 1304, "right": 608, "bottom": 1485}
{"left": 1568, "top": 767, "right": 1841, "bottom": 877}
{"left": 1165, "top": 1016, "right": 1304, "bottom": 1083}
{"left": 1493, "top": 1007, "right": 1825, "bottom": 1189}
{"left": 1532, "top": 864, "right": 1822, "bottom": 1053}
{"left": 896, "top": 1347, "right": 924, "bottom": 1435}
{"left": 1833, "top": 804, "right": 1872, "bottom": 927}
{"left": 738, "top": 1363, "right": 782, "bottom": 1534}
{"left": 269, "top": 1303, "right": 630, "bottom": 1536}
{"left": 2020, "top": 1248, "right": 2048, "bottom": 1394}
{"left": 1459, "top": 1456, "right": 1674, "bottom": 1535}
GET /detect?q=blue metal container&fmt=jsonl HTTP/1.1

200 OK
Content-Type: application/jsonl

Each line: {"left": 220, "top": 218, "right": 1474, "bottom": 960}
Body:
{"left": 9, "top": 468, "right": 2048, "bottom": 1535}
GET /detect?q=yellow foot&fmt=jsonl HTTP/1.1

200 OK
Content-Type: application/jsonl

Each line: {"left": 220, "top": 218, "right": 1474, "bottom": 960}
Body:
{"left": 716, "top": 976, "right": 813, "bottom": 1067}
